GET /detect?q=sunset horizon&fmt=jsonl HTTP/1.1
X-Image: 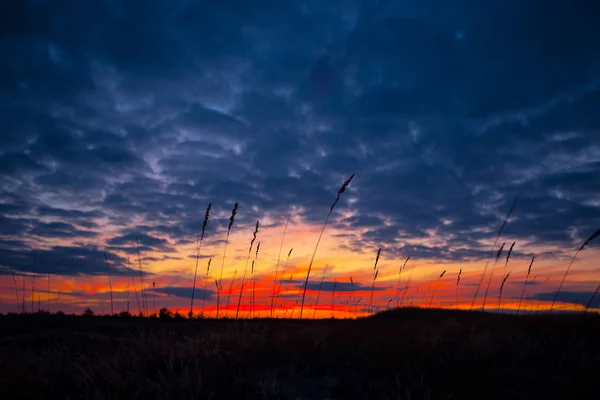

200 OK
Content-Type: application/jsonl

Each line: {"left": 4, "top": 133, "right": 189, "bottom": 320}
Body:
{"left": 2, "top": 181, "right": 598, "bottom": 317}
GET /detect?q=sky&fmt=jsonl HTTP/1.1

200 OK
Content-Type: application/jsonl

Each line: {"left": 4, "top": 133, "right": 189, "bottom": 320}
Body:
{"left": 1, "top": 0, "right": 599, "bottom": 317}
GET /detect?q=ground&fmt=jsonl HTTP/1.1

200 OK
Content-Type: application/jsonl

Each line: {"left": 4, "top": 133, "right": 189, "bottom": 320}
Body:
{"left": 0, "top": 309, "right": 597, "bottom": 399}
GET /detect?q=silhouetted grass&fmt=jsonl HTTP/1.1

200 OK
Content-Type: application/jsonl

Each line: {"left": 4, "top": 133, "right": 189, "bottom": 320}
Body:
{"left": 550, "top": 227, "right": 600, "bottom": 312}
{"left": 1, "top": 310, "right": 598, "bottom": 400}
{"left": 300, "top": 173, "right": 354, "bottom": 318}
{"left": 517, "top": 256, "right": 535, "bottom": 315}
{"left": 216, "top": 202, "right": 238, "bottom": 319}
{"left": 190, "top": 202, "right": 211, "bottom": 318}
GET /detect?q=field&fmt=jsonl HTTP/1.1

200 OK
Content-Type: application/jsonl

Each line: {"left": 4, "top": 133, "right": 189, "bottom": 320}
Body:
{"left": 1, "top": 309, "right": 598, "bottom": 400}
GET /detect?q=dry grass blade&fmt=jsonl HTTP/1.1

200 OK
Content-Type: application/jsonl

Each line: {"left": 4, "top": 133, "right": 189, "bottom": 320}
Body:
{"left": 300, "top": 173, "right": 354, "bottom": 319}
{"left": 395, "top": 252, "right": 411, "bottom": 307}
{"left": 216, "top": 202, "right": 238, "bottom": 319}
{"left": 128, "top": 256, "right": 141, "bottom": 315}
{"left": 428, "top": 269, "right": 446, "bottom": 308}
{"left": 103, "top": 251, "right": 114, "bottom": 316}
{"left": 190, "top": 202, "right": 211, "bottom": 318}
{"left": 152, "top": 281, "right": 156, "bottom": 316}
{"left": 271, "top": 213, "right": 291, "bottom": 317}
{"left": 9, "top": 267, "right": 19, "bottom": 313}
{"left": 135, "top": 236, "right": 147, "bottom": 316}
{"left": 201, "top": 258, "right": 211, "bottom": 317}
{"left": 31, "top": 254, "right": 36, "bottom": 313}
{"left": 252, "top": 242, "right": 260, "bottom": 318}
{"left": 456, "top": 269, "right": 462, "bottom": 309}
{"left": 580, "top": 228, "right": 600, "bottom": 250}
{"left": 517, "top": 256, "right": 534, "bottom": 315}
{"left": 369, "top": 248, "right": 382, "bottom": 315}
{"left": 551, "top": 227, "right": 600, "bottom": 312}
{"left": 400, "top": 265, "right": 415, "bottom": 307}
{"left": 274, "top": 248, "right": 293, "bottom": 315}
{"left": 312, "top": 264, "right": 330, "bottom": 319}
{"left": 331, "top": 278, "right": 337, "bottom": 317}
{"left": 585, "top": 283, "right": 600, "bottom": 312}
{"left": 504, "top": 241, "right": 515, "bottom": 276}
{"left": 349, "top": 276, "right": 358, "bottom": 318}
{"left": 236, "top": 220, "right": 259, "bottom": 319}
{"left": 482, "top": 242, "right": 505, "bottom": 311}
{"left": 471, "top": 194, "right": 520, "bottom": 310}
{"left": 498, "top": 271, "right": 511, "bottom": 313}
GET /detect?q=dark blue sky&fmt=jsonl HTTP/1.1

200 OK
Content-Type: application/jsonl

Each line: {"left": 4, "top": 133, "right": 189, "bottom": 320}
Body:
{"left": 1, "top": 0, "right": 599, "bottom": 308}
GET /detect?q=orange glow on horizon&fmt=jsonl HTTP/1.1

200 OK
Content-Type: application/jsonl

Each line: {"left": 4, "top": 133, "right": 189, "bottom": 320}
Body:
{"left": 1, "top": 217, "right": 599, "bottom": 317}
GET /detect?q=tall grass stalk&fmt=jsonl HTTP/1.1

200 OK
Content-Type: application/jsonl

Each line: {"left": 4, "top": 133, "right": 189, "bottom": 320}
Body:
{"left": 31, "top": 254, "right": 36, "bottom": 313}
{"left": 103, "top": 251, "right": 114, "bottom": 315}
{"left": 312, "top": 264, "right": 329, "bottom": 319}
{"left": 216, "top": 202, "right": 238, "bottom": 319}
{"left": 331, "top": 278, "right": 337, "bottom": 317}
{"left": 190, "top": 203, "right": 211, "bottom": 318}
{"left": 271, "top": 213, "right": 291, "bottom": 317}
{"left": 471, "top": 194, "right": 520, "bottom": 310}
{"left": 504, "top": 242, "right": 515, "bottom": 277}
{"left": 152, "top": 282, "right": 157, "bottom": 316}
{"left": 369, "top": 248, "right": 381, "bottom": 315}
{"left": 236, "top": 221, "right": 259, "bottom": 319}
{"left": 274, "top": 248, "right": 293, "bottom": 314}
{"left": 400, "top": 266, "right": 414, "bottom": 307}
{"left": 482, "top": 242, "right": 505, "bottom": 311}
{"left": 47, "top": 273, "right": 50, "bottom": 312}
{"left": 252, "top": 243, "right": 260, "bottom": 318}
{"left": 135, "top": 236, "right": 147, "bottom": 316}
{"left": 300, "top": 173, "right": 354, "bottom": 319}
{"left": 200, "top": 258, "right": 211, "bottom": 316}
{"left": 128, "top": 257, "right": 142, "bottom": 315}
{"left": 585, "top": 283, "right": 600, "bottom": 312}
{"left": 395, "top": 252, "right": 411, "bottom": 307}
{"left": 214, "top": 279, "right": 220, "bottom": 316}
{"left": 349, "top": 276, "right": 358, "bottom": 318}
{"left": 498, "top": 271, "right": 511, "bottom": 313}
{"left": 54, "top": 279, "right": 61, "bottom": 309}
{"left": 550, "top": 228, "right": 600, "bottom": 312}
{"left": 428, "top": 270, "right": 446, "bottom": 308}
{"left": 226, "top": 268, "right": 237, "bottom": 316}
{"left": 456, "top": 269, "right": 462, "bottom": 309}
{"left": 22, "top": 274, "right": 25, "bottom": 313}
{"left": 517, "top": 256, "right": 534, "bottom": 315}
{"left": 9, "top": 267, "right": 19, "bottom": 313}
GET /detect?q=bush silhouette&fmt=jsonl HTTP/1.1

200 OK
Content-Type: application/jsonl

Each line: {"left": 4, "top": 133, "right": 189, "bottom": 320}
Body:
{"left": 158, "top": 308, "right": 172, "bottom": 320}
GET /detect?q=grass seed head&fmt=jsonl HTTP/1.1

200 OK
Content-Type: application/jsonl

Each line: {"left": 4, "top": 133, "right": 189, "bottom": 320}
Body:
{"left": 580, "top": 228, "right": 600, "bottom": 251}
{"left": 228, "top": 202, "right": 238, "bottom": 231}
{"left": 249, "top": 220, "right": 259, "bottom": 253}
{"left": 330, "top": 173, "right": 355, "bottom": 212}
{"left": 374, "top": 248, "right": 381, "bottom": 270}
{"left": 527, "top": 256, "right": 534, "bottom": 277}
{"left": 496, "top": 242, "right": 506, "bottom": 261}
{"left": 506, "top": 241, "right": 515, "bottom": 262}
{"left": 201, "top": 202, "right": 211, "bottom": 239}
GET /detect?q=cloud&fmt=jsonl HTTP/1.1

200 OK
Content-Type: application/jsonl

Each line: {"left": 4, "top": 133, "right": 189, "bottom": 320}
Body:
{"left": 0, "top": 245, "right": 137, "bottom": 276}
{"left": 0, "top": 0, "right": 599, "bottom": 287}
{"left": 510, "top": 280, "right": 542, "bottom": 286}
{"left": 151, "top": 286, "right": 215, "bottom": 300}
{"left": 529, "top": 291, "right": 600, "bottom": 309}
{"left": 29, "top": 221, "right": 98, "bottom": 239}
{"left": 286, "top": 280, "right": 390, "bottom": 293}
{"left": 107, "top": 233, "right": 174, "bottom": 252}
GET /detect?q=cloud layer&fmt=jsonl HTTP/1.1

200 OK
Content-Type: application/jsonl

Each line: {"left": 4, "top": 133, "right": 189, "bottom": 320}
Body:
{"left": 1, "top": 0, "right": 599, "bottom": 313}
